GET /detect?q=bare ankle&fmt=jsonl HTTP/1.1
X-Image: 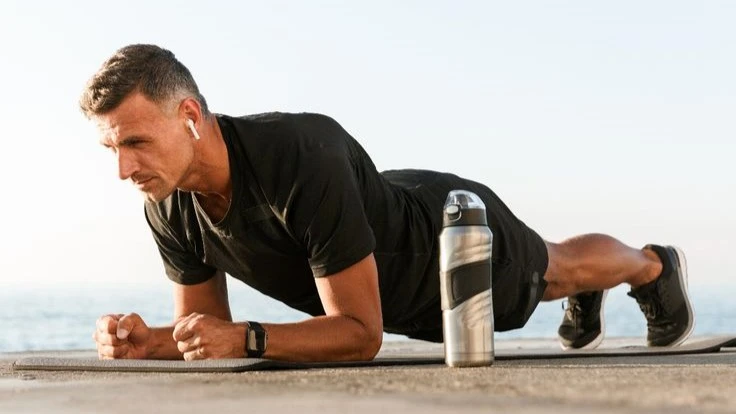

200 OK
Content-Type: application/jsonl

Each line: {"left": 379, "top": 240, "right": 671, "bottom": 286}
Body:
{"left": 630, "top": 248, "right": 663, "bottom": 288}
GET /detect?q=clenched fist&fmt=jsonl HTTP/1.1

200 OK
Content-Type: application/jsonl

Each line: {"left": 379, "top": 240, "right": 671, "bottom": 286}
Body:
{"left": 93, "top": 313, "right": 151, "bottom": 359}
{"left": 173, "top": 313, "right": 246, "bottom": 361}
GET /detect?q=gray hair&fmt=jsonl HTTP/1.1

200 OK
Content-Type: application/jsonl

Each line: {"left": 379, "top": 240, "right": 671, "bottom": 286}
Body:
{"left": 79, "top": 44, "right": 209, "bottom": 118}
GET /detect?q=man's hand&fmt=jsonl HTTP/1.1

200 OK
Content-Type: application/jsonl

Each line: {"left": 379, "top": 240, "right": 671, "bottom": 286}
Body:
{"left": 93, "top": 313, "right": 151, "bottom": 359}
{"left": 173, "top": 313, "right": 246, "bottom": 361}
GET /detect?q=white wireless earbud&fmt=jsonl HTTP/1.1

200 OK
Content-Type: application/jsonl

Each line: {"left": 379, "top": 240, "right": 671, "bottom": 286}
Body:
{"left": 186, "top": 119, "right": 201, "bottom": 140}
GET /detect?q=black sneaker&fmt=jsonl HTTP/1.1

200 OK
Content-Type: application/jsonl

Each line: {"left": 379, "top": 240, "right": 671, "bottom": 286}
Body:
{"left": 627, "top": 244, "right": 695, "bottom": 347}
{"left": 558, "top": 290, "right": 608, "bottom": 350}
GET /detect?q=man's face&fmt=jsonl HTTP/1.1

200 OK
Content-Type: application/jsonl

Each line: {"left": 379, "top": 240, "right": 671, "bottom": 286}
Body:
{"left": 95, "top": 92, "right": 195, "bottom": 203}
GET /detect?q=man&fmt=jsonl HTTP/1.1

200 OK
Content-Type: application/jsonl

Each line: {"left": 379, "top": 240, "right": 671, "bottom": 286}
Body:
{"left": 85, "top": 44, "right": 694, "bottom": 362}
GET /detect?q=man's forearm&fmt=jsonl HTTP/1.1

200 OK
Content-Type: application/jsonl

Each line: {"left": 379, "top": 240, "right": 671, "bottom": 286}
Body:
{"left": 261, "top": 315, "right": 382, "bottom": 362}
{"left": 164, "top": 313, "right": 381, "bottom": 361}
{"left": 146, "top": 326, "right": 183, "bottom": 360}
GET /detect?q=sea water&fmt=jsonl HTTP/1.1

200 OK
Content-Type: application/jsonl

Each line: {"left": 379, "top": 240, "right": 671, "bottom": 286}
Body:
{"left": 1, "top": 281, "right": 734, "bottom": 352}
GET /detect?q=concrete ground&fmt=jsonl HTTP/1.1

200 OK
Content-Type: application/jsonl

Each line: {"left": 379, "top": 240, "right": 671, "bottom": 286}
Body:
{"left": 2, "top": 338, "right": 736, "bottom": 414}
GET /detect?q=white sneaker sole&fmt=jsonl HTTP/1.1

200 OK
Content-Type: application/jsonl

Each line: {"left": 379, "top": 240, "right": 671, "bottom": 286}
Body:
{"left": 560, "top": 290, "right": 608, "bottom": 351}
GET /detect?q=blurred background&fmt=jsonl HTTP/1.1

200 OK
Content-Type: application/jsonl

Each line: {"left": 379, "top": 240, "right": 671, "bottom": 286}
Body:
{"left": 0, "top": 1, "right": 734, "bottom": 351}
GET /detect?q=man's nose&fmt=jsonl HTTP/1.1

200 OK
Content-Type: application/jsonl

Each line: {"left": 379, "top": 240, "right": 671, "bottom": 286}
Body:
{"left": 117, "top": 151, "right": 138, "bottom": 181}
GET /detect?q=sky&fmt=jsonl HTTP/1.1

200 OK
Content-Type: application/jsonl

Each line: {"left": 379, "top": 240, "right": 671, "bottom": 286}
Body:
{"left": 0, "top": 1, "right": 733, "bottom": 289}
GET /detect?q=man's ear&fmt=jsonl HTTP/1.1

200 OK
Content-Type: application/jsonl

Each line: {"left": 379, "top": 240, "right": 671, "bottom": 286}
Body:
{"left": 178, "top": 97, "right": 203, "bottom": 125}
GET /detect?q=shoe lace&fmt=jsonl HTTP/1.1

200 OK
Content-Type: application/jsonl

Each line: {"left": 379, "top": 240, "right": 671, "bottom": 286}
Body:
{"left": 639, "top": 300, "right": 661, "bottom": 321}
{"left": 635, "top": 288, "right": 666, "bottom": 323}
{"left": 562, "top": 298, "right": 583, "bottom": 329}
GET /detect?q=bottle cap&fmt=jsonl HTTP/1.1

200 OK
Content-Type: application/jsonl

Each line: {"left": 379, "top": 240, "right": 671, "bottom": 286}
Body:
{"left": 444, "top": 190, "right": 486, "bottom": 211}
{"left": 443, "top": 190, "right": 488, "bottom": 227}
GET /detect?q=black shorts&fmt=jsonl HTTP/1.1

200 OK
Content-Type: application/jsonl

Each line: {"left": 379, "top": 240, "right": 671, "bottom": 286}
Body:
{"left": 406, "top": 170, "right": 550, "bottom": 335}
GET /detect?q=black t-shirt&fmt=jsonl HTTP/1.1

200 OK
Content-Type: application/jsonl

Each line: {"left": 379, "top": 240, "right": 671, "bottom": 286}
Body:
{"left": 145, "top": 113, "right": 467, "bottom": 340}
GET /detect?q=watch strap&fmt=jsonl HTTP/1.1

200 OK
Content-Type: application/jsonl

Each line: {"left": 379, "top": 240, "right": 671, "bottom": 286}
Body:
{"left": 245, "top": 321, "right": 267, "bottom": 358}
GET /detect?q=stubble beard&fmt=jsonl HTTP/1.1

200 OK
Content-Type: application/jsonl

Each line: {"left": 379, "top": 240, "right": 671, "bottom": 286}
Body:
{"left": 141, "top": 179, "right": 175, "bottom": 204}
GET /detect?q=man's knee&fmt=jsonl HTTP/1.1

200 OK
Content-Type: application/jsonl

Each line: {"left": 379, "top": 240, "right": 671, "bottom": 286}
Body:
{"left": 542, "top": 241, "right": 579, "bottom": 299}
{"left": 541, "top": 281, "right": 571, "bottom": 301}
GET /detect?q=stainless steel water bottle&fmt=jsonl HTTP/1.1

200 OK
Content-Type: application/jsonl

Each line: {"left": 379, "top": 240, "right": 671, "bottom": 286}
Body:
{"left": 439, "top": 190, "right": 494, "bottom": 367}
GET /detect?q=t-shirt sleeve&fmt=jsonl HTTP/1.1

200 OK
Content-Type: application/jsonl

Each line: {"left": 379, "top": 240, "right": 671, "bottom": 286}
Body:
{"left": 144, "top": 203, "right": 217, "bottom": 285}
{"left": 285, "top": 150, "right": 376, "bottom": 278}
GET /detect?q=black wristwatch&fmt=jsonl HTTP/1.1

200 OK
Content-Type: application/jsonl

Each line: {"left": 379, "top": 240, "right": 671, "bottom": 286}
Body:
{"left": 245, "top": 321, "right": 268, "bottom": 358}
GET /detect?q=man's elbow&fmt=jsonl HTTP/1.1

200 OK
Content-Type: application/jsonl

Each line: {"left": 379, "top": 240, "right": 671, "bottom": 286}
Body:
{"left": 357, "top": 326, "right": 383, "bottom": 361}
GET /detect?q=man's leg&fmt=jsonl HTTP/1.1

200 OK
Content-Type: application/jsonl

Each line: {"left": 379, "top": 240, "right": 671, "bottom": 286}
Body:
{"left": 542, "top": 233, "right": 694, "bottom": 348}
{"left": 541, "top": 233, "right": 661, "bottom": 300}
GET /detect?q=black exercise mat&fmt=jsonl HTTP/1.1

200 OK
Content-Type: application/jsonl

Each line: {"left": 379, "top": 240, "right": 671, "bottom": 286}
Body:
{"left": 13, "top": 336, "right": 736, "bottom": 373}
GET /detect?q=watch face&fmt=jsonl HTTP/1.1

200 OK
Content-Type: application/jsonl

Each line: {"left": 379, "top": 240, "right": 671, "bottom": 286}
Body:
{"left": 247, "top": 329, "right": 258, "bottom": 351}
